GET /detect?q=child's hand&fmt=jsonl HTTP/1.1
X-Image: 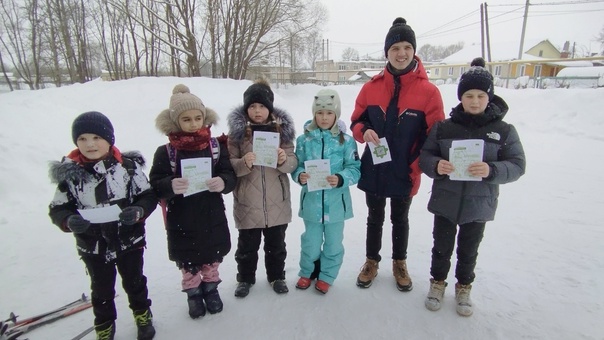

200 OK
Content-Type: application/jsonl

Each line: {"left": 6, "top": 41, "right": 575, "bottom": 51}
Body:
{"left": 119, "top": 206, "right": 144, "bottom": 225}
{"left": 299, "top": 172, "right": 309, "bottom": 185}
{"left": 277, "top": 148, "right": 286, "bottom": 166}
{"left": 437, "top": 160, "right": 455, "bottom": 175}
{"left": 67, "top": 215, "right": 91, "bottom": 234}
{"left": 243, "top": 152, "right": 256, "bottom": 168}
{"left": 326, "top": 175, "right": 339, "bottom": 187}
{"left": 172, "top": 178, "right": 189, "bottom": 194}
{"left": 468, "top": 161, "right": 490, "bottom": 178}
{"left": 206, "top": 176, "right": 225, "bottom": 192}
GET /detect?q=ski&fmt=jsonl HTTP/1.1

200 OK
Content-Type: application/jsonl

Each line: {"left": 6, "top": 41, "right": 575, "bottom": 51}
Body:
{"left": 6, "top": 297, "right": 92, "bottom": 337}
{"left": 5, "top": 293, "right": 88, "bottom": 327}
{"left": 71, "top": 325, "right": 94, "bottom": 340}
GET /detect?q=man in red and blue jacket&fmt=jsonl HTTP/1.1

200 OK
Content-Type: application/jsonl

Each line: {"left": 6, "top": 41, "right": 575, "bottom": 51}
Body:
{"left": 350, "top": 17, "right": 445, "bottom": 292}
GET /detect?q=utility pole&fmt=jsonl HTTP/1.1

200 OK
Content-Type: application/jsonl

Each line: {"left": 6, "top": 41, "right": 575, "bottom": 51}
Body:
{"left": 484, "top": 2, "right": 492, "bottom": 64}
{"left": 480, "top": 3, "right": 485, "bottom": 59}
{"left": 518, "top": 0, "right": 530, "bottom": 60}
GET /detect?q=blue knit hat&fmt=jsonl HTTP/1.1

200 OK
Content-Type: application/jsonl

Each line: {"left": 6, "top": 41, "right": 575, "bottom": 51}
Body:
{"left": 71, "top": 111, "right": 115, "bottom": 145}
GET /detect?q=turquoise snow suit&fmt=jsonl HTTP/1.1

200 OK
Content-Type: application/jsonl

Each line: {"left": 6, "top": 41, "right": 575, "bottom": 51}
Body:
{"left": 291, "top": 120, "right": 361, "bottom": 284}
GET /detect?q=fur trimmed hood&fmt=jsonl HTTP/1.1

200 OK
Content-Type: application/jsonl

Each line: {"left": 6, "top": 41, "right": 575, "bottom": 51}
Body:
{"left": 49, "top": 151, "right": 145, "bottom": 184}
{"left": 155, "top": 106, "right": 219, "bottom": 135}
{"left": 227, "top": 105, "right": 296, "bottom": 144}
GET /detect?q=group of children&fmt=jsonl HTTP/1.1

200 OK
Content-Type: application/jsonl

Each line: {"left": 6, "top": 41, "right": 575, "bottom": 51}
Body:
{"left": 48, "top": 55, "right": 525, "bottom": 340}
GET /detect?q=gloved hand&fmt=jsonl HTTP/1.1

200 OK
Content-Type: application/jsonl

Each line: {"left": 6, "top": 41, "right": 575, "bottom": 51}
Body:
{"left": 206, "top": 176, "right": 225, "bottom": 192}
{"left": 0, "top": 321, "right": 23, "bottom": 340}
{"left": 119, "top": 206, "right": 144, "bottom": 225}
{"left": 67, "top": 215, "right": 91, "bottom": 234}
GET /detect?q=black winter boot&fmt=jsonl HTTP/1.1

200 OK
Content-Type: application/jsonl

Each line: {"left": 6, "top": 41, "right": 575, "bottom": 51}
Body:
{"left": 184, "top": 287, "right": 206, "bottom": 319}
{"left": 201, "top": 281, "right": 223, "bottom": 314}
{"left": 133, "top": 309, "right": 156, "bottom": 340}
{"left": 94, "top": 321, "right": 115, "bottom": 340}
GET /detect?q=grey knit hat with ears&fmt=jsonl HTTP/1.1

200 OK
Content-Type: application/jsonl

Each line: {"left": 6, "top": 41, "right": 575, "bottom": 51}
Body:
{"left": 307, "top": 88, "right": 342, "bottom": 136}
{"left": 169, "top": 84, "right": 206, "bottom": 123}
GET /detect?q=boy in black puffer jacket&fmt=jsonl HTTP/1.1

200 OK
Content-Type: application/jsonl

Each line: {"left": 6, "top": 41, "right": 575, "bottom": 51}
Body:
{"left": 419, "top": 58, "right": 526, "bottom": 317}
{"left": 49, "top": 111, "right": 157, "bottom": 340}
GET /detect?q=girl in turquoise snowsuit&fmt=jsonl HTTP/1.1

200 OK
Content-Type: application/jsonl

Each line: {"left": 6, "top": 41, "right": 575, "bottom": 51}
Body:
{"left": 291, "top": 89, "right": 361, "bottom": 294}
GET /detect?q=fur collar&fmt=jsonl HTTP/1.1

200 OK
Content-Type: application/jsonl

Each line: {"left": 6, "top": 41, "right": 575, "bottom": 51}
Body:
{"left": 156, "top": 106, "right": 219, "bottom": 135}
{"left": 49, "top": 151, "right": 145, "bottom": 184}
{"left": 227, "top": 105, "right": 296, "bottom": 144}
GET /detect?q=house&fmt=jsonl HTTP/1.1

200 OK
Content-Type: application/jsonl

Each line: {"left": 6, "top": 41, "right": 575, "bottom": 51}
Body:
{"left": 314, "top": 59, "right": 385, "bottom": 84}
{"left": 423, "top": 39, "right": 599, "bottom": 88}
{"left": 347, "top": 69, "right": 382, "bottom": 84}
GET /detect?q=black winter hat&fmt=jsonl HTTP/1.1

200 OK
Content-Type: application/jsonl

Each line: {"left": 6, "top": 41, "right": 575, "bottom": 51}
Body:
{"left": 384, "top": 17, "right": 416, "bottom": 57}
{"left": 243, "top": 79, "right": 274, "bottom": 113}
{"left": 71, "top": 111, "right": 115, "bottom": 145}
{"left": 457, "top": 57, "right": 494, "bottom": 101}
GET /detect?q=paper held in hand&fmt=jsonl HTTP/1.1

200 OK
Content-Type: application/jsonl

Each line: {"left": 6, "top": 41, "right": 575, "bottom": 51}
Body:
{"left": 78, "top": 205, "right": 121, "bottom": 223}
{"left": 448, "top": 139, "right": 484, "bottom": 181}
{"left": 368, "top": 137, "right": 392, "bottom": 164}
{"left": 252, "top": 131, "right": 280, "bottom": 168}
{"left": 304, "top": 159, "right": 332, "bottom": 192}
{"left": 181, "top": 157, "right": 212, "bottom": 196}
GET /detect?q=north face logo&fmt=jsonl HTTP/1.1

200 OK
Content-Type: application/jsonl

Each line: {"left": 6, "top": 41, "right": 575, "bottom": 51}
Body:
{"left": 486, "top": 132, "right": 500, "bottom": 141}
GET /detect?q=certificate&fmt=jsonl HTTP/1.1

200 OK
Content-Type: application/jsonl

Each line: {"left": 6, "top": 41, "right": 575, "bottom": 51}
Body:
{"left": 78, "top": 205, "right": 122, "bottom": 223}
{"left": 449, "top": 139, "right": 484, "bottom": 181}
{"left": 253, "top": 131, "right": 280, "bottom": 168}
{"left": 304, "top": 159, "right": 332, "bottom": 192}
{"left": 368, "top": 138, "right": 392, "bottom": 164}
{"left": 181, "top": 157, "right": 212, "bottom": 196}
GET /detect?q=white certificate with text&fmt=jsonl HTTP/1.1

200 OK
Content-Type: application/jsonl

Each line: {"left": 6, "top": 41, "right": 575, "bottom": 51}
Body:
{"left": 449, "top": 139, "right": 484, "bottom": 181}
{"left": 181, "top": 157, "right": 212, "bottom": 196}
{"left": 253, "top": 131, "right": 280, "bottom": 168}
{"left": 305, "top": 159, "right": 332, "bottom": 192}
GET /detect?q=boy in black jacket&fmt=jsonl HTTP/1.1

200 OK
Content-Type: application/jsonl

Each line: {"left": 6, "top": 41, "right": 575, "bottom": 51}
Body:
{"left": 419, "top": 58, "right": 526, "bottom": 317}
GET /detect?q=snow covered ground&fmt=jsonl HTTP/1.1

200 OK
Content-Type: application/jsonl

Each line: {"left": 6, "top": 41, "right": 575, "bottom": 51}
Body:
{"left": 0, "top": 77, "right": 602, "bottom": 339}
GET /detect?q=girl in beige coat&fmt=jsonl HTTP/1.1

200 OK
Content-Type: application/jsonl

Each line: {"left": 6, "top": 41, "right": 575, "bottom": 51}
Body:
{"left": 227, "top": 79, "right": 297, "bottom": 297}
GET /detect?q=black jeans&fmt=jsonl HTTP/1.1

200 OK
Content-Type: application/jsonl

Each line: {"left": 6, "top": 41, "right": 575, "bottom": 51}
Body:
{"left": 82, "top": 248, "right": 151, "bottom": 325}
{"left": 235, "top": 224, "right": 288, "bottom": 283}
{"left": 365, "top": 193, "right": 412, "bottom": 262}
{"left": 430, "top": 215, "right": 486, "bottom": 285}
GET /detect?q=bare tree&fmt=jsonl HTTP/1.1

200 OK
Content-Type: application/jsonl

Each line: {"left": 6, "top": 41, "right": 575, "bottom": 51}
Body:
{"left": 341, "top": 47, "right": 359, "bottom": 61}
{"left": 598, "top": 25, "right": 604, "bottom": 55}
{"left": 207, "top": 0, "right": 326, "bottom": 79}
{"left": 299, "top": 30, "right": 322, "bottom": 70}
{"left": 417, "top": 42, "right": 464, "bottom": 62}
{"left": 0, "top": 0, "right": 41, "bottom": 89}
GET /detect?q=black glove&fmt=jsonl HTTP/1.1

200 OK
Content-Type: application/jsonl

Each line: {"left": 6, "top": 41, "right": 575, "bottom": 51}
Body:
{"left": 67, "top": 215, "right": 91, "bottom": 234}
{"left": 119, "top": 206, "right": 144, "bottom": 225}
{"left": 1, "top": 320, "right": 23, "bottom": 340}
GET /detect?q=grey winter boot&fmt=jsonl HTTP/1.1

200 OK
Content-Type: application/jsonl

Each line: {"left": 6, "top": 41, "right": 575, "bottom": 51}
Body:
{"left": 455, "top": 283, "right": 473, "bottom": 316}
{"left": 201, "top": 281, "right": 223, "bottom": 314}
{"left": 184, "top": 287, "right": 206, "bottom": 319}
{"left": 425, "top": 278, "right": 447, "bottom": 311}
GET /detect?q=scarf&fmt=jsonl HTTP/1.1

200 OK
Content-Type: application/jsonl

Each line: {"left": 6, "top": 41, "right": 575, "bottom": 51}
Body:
{"left": 168, "top": 127, "right": 211, "bottom": 151}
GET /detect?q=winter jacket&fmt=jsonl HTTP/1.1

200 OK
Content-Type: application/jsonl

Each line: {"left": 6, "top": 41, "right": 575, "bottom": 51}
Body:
{"left": 227, "top": 106, "right": 297, "bottom": 229}
{"left": 150, "top": 107, "right": 237, "bottom": 265}
{"left": 419, "top": 95, "right": 526, "bottom": 225}
{"left": 350, "top": 56, "right": 445, "bottom": 198}
{"left": 291, "top": 120, "right": 361, "bottom": 224}
{"left": 48, "top": 149, "right": 157, "bottom": 262}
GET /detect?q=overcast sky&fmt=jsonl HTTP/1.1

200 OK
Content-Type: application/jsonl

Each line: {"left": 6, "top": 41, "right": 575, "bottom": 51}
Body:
{"left": 318, "top": 0, "right": 604, "bottom": 59}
